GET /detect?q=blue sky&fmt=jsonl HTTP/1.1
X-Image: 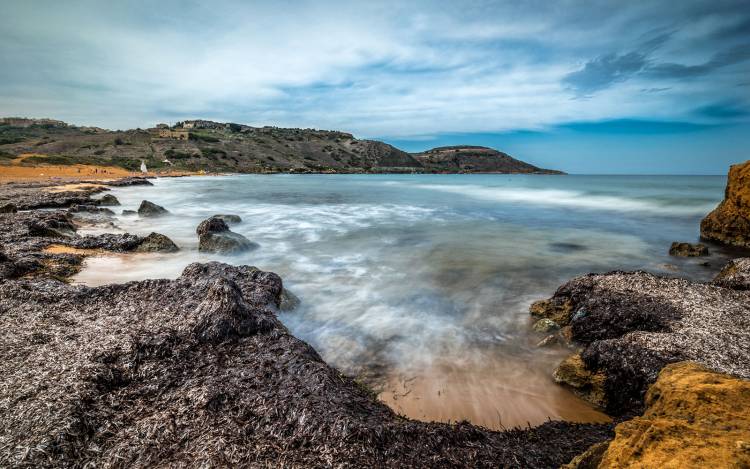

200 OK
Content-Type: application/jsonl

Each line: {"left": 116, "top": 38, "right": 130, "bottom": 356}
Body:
{"left": 1, "top": 1, "right": 749, "bottom": 173}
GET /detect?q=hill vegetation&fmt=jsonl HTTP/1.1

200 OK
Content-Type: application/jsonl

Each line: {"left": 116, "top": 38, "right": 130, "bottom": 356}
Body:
{"left": 0, "top": 117, "right": 562, "bottom": 174}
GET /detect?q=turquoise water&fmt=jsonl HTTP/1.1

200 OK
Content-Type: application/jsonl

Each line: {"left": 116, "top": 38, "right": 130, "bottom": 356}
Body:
{"left": 78, "top": 174, "right": 730, "bottom": 427}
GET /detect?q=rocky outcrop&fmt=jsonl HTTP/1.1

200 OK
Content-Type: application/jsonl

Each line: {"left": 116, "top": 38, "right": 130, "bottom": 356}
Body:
{"left": 0, "top": 262, "right": 611, "bottom": 467}
{"left": 213, "top": 214, "right": 242, "bottom": 225}
{"left": 530, "top": 270, "right": 750, "bottom": 415}
{"left": 134, "top": 232, "right": 179, "bottom": 253}
{"left": 197, "top": 216, "right": 258, "bottom": 254}
{"left": 279, "top": 288, "right": 301, "bottom": 311}
{"left": 668, "top": 241, "right": 708, "bottom": 257}
{"left": 713, "top": 257, "right": 750, "bottom": 290}
{"left": 138, "top": 200, "right": 169, "bottom": 217}
{"left": 577, "top": 362, "right": 750, "bottom": 468}
{"left": 412, "top": 146, "right": 564, "bottom": 174}
{"left": 701, "top": 160, "right": 750, "bottom": 248}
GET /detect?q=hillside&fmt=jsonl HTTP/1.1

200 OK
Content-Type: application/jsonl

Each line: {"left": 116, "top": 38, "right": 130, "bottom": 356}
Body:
{"left": 0, "top": 118, "right": 562, "bottom": 174}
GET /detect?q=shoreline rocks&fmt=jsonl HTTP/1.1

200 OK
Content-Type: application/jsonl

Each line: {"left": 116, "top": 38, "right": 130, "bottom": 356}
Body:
{"left": 197, "top": 216, "right": 258, "bottom": 254}
{"left": 134, "top": 232, "right": 179, "bottom": 253}
{"left": 701, "top": 159, "right": 750, "bottom": 248}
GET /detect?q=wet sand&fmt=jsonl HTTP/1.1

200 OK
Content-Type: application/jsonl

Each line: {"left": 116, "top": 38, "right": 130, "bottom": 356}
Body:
{"left": 378, "top": 352, "right": 610, "bottom": 430}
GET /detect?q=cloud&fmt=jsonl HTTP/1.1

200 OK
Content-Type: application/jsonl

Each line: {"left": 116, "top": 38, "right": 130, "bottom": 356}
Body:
{"left": 0, "top": 0, "right": 749, "bottom": 137}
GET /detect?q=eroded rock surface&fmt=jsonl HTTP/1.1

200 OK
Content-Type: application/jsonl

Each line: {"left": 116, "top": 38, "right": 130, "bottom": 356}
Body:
{"left": 197, "top": 216, "right": 258, "bottom": 254}
{"left": 701, "top": 159, "right": 750, "bottom": 248}
{"left": 532, "top": 270, "right": 750, "bottom": 415}
{"left": 137, "top": 200, "right": 169, "bottom": 217}
{"left": 713, "top": 257, "right": 750, "bottom": 290}
{"left": 0, "top": 262, "right": 611, "bottom": 468}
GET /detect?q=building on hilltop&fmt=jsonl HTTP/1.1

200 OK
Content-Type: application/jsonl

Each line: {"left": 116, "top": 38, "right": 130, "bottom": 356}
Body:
{"left": 152, "top": 128, "right": 189, "bottom": 140}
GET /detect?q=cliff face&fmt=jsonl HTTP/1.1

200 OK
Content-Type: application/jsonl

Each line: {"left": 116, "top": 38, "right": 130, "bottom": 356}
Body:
{"left": 701, "top": 160, "right": 750, "bottom": 248}
{"left": 412, "top": 145, "right": 563, "bottom": 174}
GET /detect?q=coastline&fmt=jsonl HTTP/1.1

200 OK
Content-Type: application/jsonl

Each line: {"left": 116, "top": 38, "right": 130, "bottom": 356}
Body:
{"left": 1, "top": 171, "right": 748, "bottom": 467}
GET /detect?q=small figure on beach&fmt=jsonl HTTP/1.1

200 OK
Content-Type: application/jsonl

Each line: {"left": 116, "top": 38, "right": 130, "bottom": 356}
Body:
{"left": 140, "top": 160, "right": 148, "bottom": 174}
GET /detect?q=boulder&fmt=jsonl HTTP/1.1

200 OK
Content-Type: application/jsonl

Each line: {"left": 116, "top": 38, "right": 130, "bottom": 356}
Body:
{"left": 135, "top": 232, "right": 179, "bottom": 253}
{"left": 0, "top": 203, "right": 18, "bottom": 214}
{"left": 213, "top": 214, "right": 242, "bottom": 225}
{"left": 668, "top": 242, "right": 709, "bottom": 257}
{"left": 532, "top": 318, "right": 559, "bottom": 333}
{"left": 553, "top": 353, "right": 607, "bottom": 408}
{"left": 122, "top": 209, "right": 137, "bottom": 215}
{"left": 138, "top": 200, "right": 169, "bottom": 217}
{"left": 712, "top": 257, "right": 750, "bottom": 290}
{"left": 700, "top": 159, "right": 750, "bottom": 247}
{"left": 197, "top": 216, "right": 258, "bottom": 254}
{"left": 27, "top": 213, "right": 77, "bottom": 238}
{"left": 97, "top": 194, "right": 120, "bottom": 206}
{"left": 279, "top": 288, "right": 301, "bottom": 311}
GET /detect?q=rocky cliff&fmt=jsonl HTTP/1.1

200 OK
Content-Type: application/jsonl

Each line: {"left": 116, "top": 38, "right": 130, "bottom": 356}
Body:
{"left": 701, "top": 159, "right": 750, "bottom": 248}
{"left": 412, "top": 146, "right": 563, "bottom": 174}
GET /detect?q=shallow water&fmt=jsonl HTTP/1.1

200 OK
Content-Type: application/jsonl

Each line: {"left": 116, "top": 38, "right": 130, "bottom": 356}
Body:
{"left": 76, "top": 174, "right": 729, "bottom": 429}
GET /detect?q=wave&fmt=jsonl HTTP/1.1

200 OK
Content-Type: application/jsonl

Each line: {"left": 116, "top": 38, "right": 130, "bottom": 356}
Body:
{"left": 412, "top": 184, "right": 715, "bottom": 215}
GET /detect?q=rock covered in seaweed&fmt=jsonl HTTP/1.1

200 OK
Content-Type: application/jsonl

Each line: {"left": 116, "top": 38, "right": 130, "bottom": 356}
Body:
{"left": 531, "top": 268, "right": 750, "bottom": 415}
{"left": 700, "top": 159, "right": 750, "bottom": 248}
{"left": 197, "top": 216, "right": 258, "bottom": 254}
{"left": 668, "top": 242, "right": 709, "bottom": 257}
{"left": 134, "top": 232, "right": 179, "bottom": 253}
{"left": 0, "top": 262, "right": 611, "bottom": 467}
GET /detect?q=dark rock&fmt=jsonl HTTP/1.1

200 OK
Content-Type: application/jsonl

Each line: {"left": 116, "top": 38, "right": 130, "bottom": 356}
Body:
{"left": 279, "top": 288, "right": 301, "bottom": 311}
{"left": 0, "top": 262, "right": 612, "bottom": 467}
{"left": 69, "top": 204, "right": 115, "bottom": 216}
{"left": 138, "top": 200, "right": 169, "bottom": 217}
{"left": 122, "top": 209, "right": 137, "bottom": 215}
{"left": 213, "top": 214, "right": 242, "bottom": 225}
{"left": 700, "top": 159, "right": 750, "bottom": 248}
{"left": 668, "top": 242, "right": 709, "bottom": 257}
{"left": 0, "top": 203, "right": 17, "bottom": 214}
{"left": 97, "top": 194, "right": 120, "bottom": 206}
{"left": 65, "top": 233, "right": 142, "bottom": 252}
{"left": 712, "top": 257, "right": 750, "bottom": 290}
{"left": 534, "top": 270, "right": 750, "bottom": 415}
{"left": 27, "top": 213, "right": 77, "bottom": 238}
{"left": 134, "top": 232, "right": 179, "bottom": 253}
{"left": 197, "top": 216, "right": 258, "bottom": 254}
{"left": 104, "top": 177, "right": 153, "bottom": 187}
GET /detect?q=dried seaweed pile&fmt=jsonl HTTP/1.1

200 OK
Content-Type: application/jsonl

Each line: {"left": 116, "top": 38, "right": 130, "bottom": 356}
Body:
{"left": 538, "top": 270, "right": 750, "bottom": 415}
{"left": 0, "top": 262, "right": 611, "bottom": 467}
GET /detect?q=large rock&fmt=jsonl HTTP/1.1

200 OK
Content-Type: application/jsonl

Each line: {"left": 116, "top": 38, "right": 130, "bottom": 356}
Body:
{"left": 197, "top": 216, "right": 258, "bottom": 254}
{"left": 213, "top": 214, "right": 242, "bottom": 225}
{"left": 134, "top": 232, "right": 179, "bottom": 253}
{"left": 668, "top": 242, "right": 708, "bottom": 257}
{"left": 138, "top": 200, "right": 169, "bottom": 217}
{"left": 701, "top": 160, "right": 750, "bottom": 247}
{"left": 0, "top": 262, "right": 611, "bottom": 467}
{"left": 27, "top": 213, "right": 77, "bottom": 238}
{"left": 532, "top": 267, "right": 750, "bottom": 415}
{"left": 593, "top": 362, "right": 750, "bottom": 468}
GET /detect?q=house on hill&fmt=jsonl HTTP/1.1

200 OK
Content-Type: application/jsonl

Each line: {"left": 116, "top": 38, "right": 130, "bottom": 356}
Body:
{"left": 151, "top": 128, "right": 189, "bottom": 140}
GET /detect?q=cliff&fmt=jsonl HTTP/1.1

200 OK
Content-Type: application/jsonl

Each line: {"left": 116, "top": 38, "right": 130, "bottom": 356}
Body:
{"left": 701, "top": 160, "right": 750, "bottom": 248}
{"left": 413, "top": 145, "right": 563, "bottom": 174}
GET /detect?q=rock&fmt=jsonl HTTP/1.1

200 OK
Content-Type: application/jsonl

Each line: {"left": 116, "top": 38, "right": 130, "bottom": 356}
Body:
{"left": 701, "top": 159, "right": 750, "bottom": 248}
{"left": 197, "top": 216, "right": 230, "bottom": 236}
{"left": 197, "top": 216, "right": 258, "bottom": 254}
{"left": 712, "top": 257, "right": 750, "bottom": 290}
{"left": 104, "top": 177, "right": 153, "bottom": 187}
{"left": 596, "top": 362, "right": 750, "bottom": 468}
{"left": 122, "top": 209, "right": 137, "bottom": 215}
{"left": 553, "top": 353, "right": 607, "bottom": 408}
{"left": 0, "top": 203, "right": 18, "bottom": 214}
{"left": 134, "top": 232, "right": 179, "bottom": 253}
{"left": 668, "top": 241, "right": 709, "bottom": 257}
{"left": 534, "top": 269, "right": 750, "bottom": 415}
{"left": 27, "top": 213, "right": 77, "bottom": 238}
{"left": 138, "top": 200, "right": 169, "bottom": 217}
{"left": 532, "top": 318, "right": 559, "bottom": 333}
{"left": 66, "top": 233, "right": 142, "bottom": 251}
{"left": 213, "top": 214, "right": 242, "bottom": 225}
{"left": 562, "top": 441, "right": 610, "bottom": 469}
{"left": 529, "top": 298, "right": 575, "bottom": 326}
{"left": 97, "top": 194, "right": 120, "bottom": 206}
{"left": 279, "top": 288, "right": 301, "bottom": 311}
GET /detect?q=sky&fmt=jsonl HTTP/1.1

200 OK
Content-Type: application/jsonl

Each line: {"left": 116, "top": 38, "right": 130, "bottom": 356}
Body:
{"left": 1, "top": 0, "right": 749, "bottom": 174}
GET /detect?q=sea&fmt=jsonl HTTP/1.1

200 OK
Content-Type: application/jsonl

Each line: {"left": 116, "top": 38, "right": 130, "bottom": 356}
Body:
{"left": 75, "top": 174, "right": 730, "bottom": 429}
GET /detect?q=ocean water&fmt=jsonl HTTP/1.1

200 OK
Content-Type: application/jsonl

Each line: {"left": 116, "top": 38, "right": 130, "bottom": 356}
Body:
{"left": 76, "top": 174, "right": 730, "bottom": 428}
